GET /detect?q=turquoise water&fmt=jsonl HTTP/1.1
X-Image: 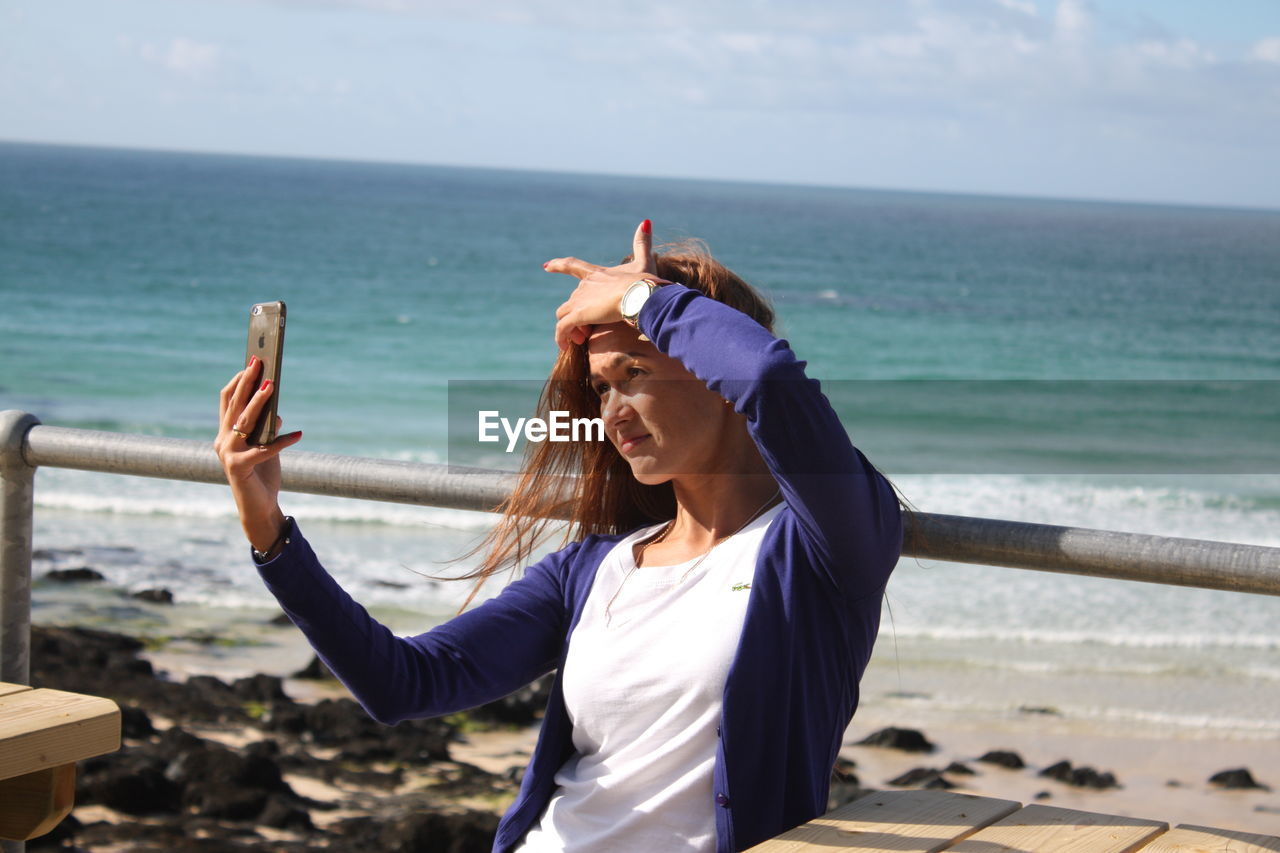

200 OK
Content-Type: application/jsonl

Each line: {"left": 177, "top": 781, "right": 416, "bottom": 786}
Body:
{"left": 3, "top": 142, "right": 1279, "bottom": 740}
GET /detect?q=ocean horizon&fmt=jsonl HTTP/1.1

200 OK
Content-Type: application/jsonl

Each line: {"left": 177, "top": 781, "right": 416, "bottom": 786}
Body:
{"left": 11, "top": 138, "right": 1280, "bottom": 214}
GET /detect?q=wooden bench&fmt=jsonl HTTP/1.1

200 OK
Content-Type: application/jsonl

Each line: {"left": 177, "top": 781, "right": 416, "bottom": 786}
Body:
{"left": 0, "top": 681, "right": 121, "bottom": 842}
{"left": 747, "top": 789, "right": 1280, "bottom": 852}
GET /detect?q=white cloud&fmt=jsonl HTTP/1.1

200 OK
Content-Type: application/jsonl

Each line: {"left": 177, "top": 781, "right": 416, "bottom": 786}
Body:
{"left": 995, "top": 0, "right": 1037, "bottom": 16}
{"left": 1253, "top": 37, "right": 1280, "bottom": 64}
{"left": 138, "top": 36, "right": 222, "bottom": 77}
{"left": 1131, "top": 38, "right": 1215, "bottom": 69}
{"left": 1053, "top": 0, "right": 1092, "bottom": 44}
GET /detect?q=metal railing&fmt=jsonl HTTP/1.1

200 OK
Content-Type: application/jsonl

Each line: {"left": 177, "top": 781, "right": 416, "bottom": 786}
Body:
{"left": 3, "top": 408, "right": 1280, "bottom": 686}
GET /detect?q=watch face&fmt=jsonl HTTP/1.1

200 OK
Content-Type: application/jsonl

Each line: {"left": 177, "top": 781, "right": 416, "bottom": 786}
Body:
{"left": 622, "top": 282, "right": 650, "bottom": 317}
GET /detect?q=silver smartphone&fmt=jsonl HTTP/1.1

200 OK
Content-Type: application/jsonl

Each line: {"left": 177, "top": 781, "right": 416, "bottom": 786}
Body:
{"left": 244, "top": 301, "right": 286, "bottom": 445}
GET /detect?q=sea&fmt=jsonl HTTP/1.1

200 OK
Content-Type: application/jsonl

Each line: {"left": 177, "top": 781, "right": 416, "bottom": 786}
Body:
{"left": 2, "top": 141, "right": 1279, "bottom": 748}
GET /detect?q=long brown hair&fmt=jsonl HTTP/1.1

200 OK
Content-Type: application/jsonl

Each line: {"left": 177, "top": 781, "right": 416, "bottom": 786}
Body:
{"left": 455, "top": 240, "right": 775, "bottom": 608}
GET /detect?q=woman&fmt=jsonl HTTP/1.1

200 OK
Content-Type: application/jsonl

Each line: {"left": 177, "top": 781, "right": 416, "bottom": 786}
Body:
{"left": 216, "top": 220, "right": 902, "bottom": 852}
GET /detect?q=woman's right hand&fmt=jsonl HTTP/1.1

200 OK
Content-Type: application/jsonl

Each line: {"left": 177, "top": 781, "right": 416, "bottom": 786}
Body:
{"left": 215, "top": 356, "right": 304, "bottom": 555}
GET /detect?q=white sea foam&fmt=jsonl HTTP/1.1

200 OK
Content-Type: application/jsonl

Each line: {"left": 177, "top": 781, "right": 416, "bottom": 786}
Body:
{"left": 893, "top": 473, "right": 1280, "bottom": 546}
{"left": 1079, "top": 705, "right": 1280, "bottom": 735}
{"left": 34, "top": 468, "right": 1279, "bottom": 543}
{"left": 879, "top": 624, "right": 1280, "bottom": 651}
{"left": 33, "top": 468, "right": 498, "bottom": 531}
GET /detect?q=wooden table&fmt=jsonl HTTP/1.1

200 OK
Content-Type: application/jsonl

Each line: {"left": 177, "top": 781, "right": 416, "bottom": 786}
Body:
{"left": 0, "top": 681, "right": 120, "bottom": 842}
{"left": 748, "top": 789, "right": 1280, "bottom": 852}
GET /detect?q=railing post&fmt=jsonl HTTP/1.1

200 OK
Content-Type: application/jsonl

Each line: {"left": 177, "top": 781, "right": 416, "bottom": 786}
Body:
{"left": 0, "top": 410, "right": 40, "bottom": 687}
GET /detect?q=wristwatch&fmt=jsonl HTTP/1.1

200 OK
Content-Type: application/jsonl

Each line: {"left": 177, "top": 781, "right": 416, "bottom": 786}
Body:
{"left": 620, "top": 279, "right": 659, "bottom": 330}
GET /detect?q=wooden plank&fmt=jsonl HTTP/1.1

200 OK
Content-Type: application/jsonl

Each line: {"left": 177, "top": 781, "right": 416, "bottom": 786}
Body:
{"left": 948, "top": 804, "right": 1168, "bottom": 853}
{"left": 0, "top": 682, "right": 33, "bottom": 698}
{"left": 0, "top": 687, "right": 120, "bottom": 781}
{"left": 746, "top": 790, "right": 1022, "bottom": 852}
{"left": 0, "top": 764, "right": 76, "bottom": 841}
{"left": 1137, "top": 825, "right": 1280, "bottom": 853}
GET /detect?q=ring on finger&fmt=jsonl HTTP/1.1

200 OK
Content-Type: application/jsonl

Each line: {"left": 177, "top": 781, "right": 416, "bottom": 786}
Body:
{"left": 233, "top": 427, "right": 250, "bottom": 440}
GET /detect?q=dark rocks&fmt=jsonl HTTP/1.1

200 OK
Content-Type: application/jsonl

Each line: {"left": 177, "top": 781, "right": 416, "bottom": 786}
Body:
{"left": 45, "top": 566, "right": 106, "bottom": 582}
{"left": 467, "top": 672, "right": 554, "bottom": 726}
{"left": 887, "top": 767, "right": 955, "bottom": 789}
{"left": 945, "top": 761, "right": 976, "bottom": 776}
{"left": 33, "top": 547, "right": 84, "bottom": 560}
{"left": 131, "top": 587, "right": 175, "bottom": 604}
{"left": 978, "top": 750, "right": 1026, "bottom": 769}
{"left": 1071, "top": 767, "right": 1119, "bottom": 789}
{"left": 828, "top": 756, "right": 864, "bottom": 809}
{"left": 1040, "top": 760, "right": 1073, "bottom": 782}
{"left": 259, "top": 794, "right": 315, "bottom": 832}
{"left": 1034, "top": 790, "right": 1052, "bottom": 800}
{"left": 424, "top": 761, "right": 517, "bottom": 802}
{"left": 334, "top": 810, "right": 501, "bottom": 853}
{"left": 291, "top": 653, "right": 335, "bottom": 680}
{"left": 1209, "top": 768, "right": 1271, "bottom": 791}
{"left": 167, "top": 736, "right": 294, "bottom": 816}
{"left": 78, "top": 748, "right": 183, "bottom": 815}
{"left": 1018, "top": 705, "right": 1061, "bottom": 716}
{"left": 232, "top": 673, "right": 291, "bottom": 705}
{"left": 31, "top": 624, "right": 512, "bottom": 851}
{"left": 31, "top": 626, "right": 255, "bottom": 725}
{"left": 264, "top": 696, "right": 455, "bottom": 764}
{"left": 61, "top": 818, "right": 310, "bottom": 852}
{"left": 1039, "top": 760, "right": 1119, "bottom": 789}
{"left": 856, "top": 726, "right": 936, "bottom": 753}
{"left": 120, "top": 703, "right": 157, "bottom": 739}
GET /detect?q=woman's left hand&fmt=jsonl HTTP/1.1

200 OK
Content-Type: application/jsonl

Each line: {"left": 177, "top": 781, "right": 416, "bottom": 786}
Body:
{"left": 546, "top": 219, "right": 669, "bottom": 350}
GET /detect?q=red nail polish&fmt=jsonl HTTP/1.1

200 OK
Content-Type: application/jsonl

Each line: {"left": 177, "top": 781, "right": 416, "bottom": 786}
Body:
{"left": 249, "top": 355, "right": 258, "bottom": 367}
{"left": 543, "top": 262, "right": 549, "bottom": 270}
{"left": 640, "top": 220, "right": 652, "bottom": 234}
{"left": 260, "top": 380, "right": 271, "bottom": 391}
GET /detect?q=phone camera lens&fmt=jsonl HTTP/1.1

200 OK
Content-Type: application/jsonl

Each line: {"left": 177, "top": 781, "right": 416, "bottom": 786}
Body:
{"left": 251, "top": 306, "right": 262, "bottom": 316}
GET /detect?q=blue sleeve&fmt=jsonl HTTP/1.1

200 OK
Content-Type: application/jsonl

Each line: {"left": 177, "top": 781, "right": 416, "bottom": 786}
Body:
{"left": 255, "top": 523, "right": 575, "bottom": 725}
{"left": 639, "top": 283, "right": 902, "bottom": 595}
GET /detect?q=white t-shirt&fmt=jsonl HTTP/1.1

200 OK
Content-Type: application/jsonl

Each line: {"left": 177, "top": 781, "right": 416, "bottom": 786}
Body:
{"left": 516, "top": 504, "right": 783, "bottom": 853}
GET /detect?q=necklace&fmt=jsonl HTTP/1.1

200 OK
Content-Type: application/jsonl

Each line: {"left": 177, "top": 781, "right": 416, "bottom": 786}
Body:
{"left": 604, "top": 488, "right": 781, "bottom": 627}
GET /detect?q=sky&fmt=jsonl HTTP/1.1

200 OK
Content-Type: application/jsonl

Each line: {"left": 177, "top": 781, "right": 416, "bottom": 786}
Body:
{"left": 2, "top": 0, "right": 1279, "bottom": 209}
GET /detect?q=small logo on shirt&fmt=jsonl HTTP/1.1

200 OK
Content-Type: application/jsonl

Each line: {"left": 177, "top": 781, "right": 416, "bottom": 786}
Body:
{"left": 730, "top": 583, "right": 751, "bottom": 592}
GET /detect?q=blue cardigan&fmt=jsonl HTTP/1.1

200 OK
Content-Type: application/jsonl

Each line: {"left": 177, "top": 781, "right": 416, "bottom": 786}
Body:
{"left": 256, "top": 283, "right": 903, "bottom": 852}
